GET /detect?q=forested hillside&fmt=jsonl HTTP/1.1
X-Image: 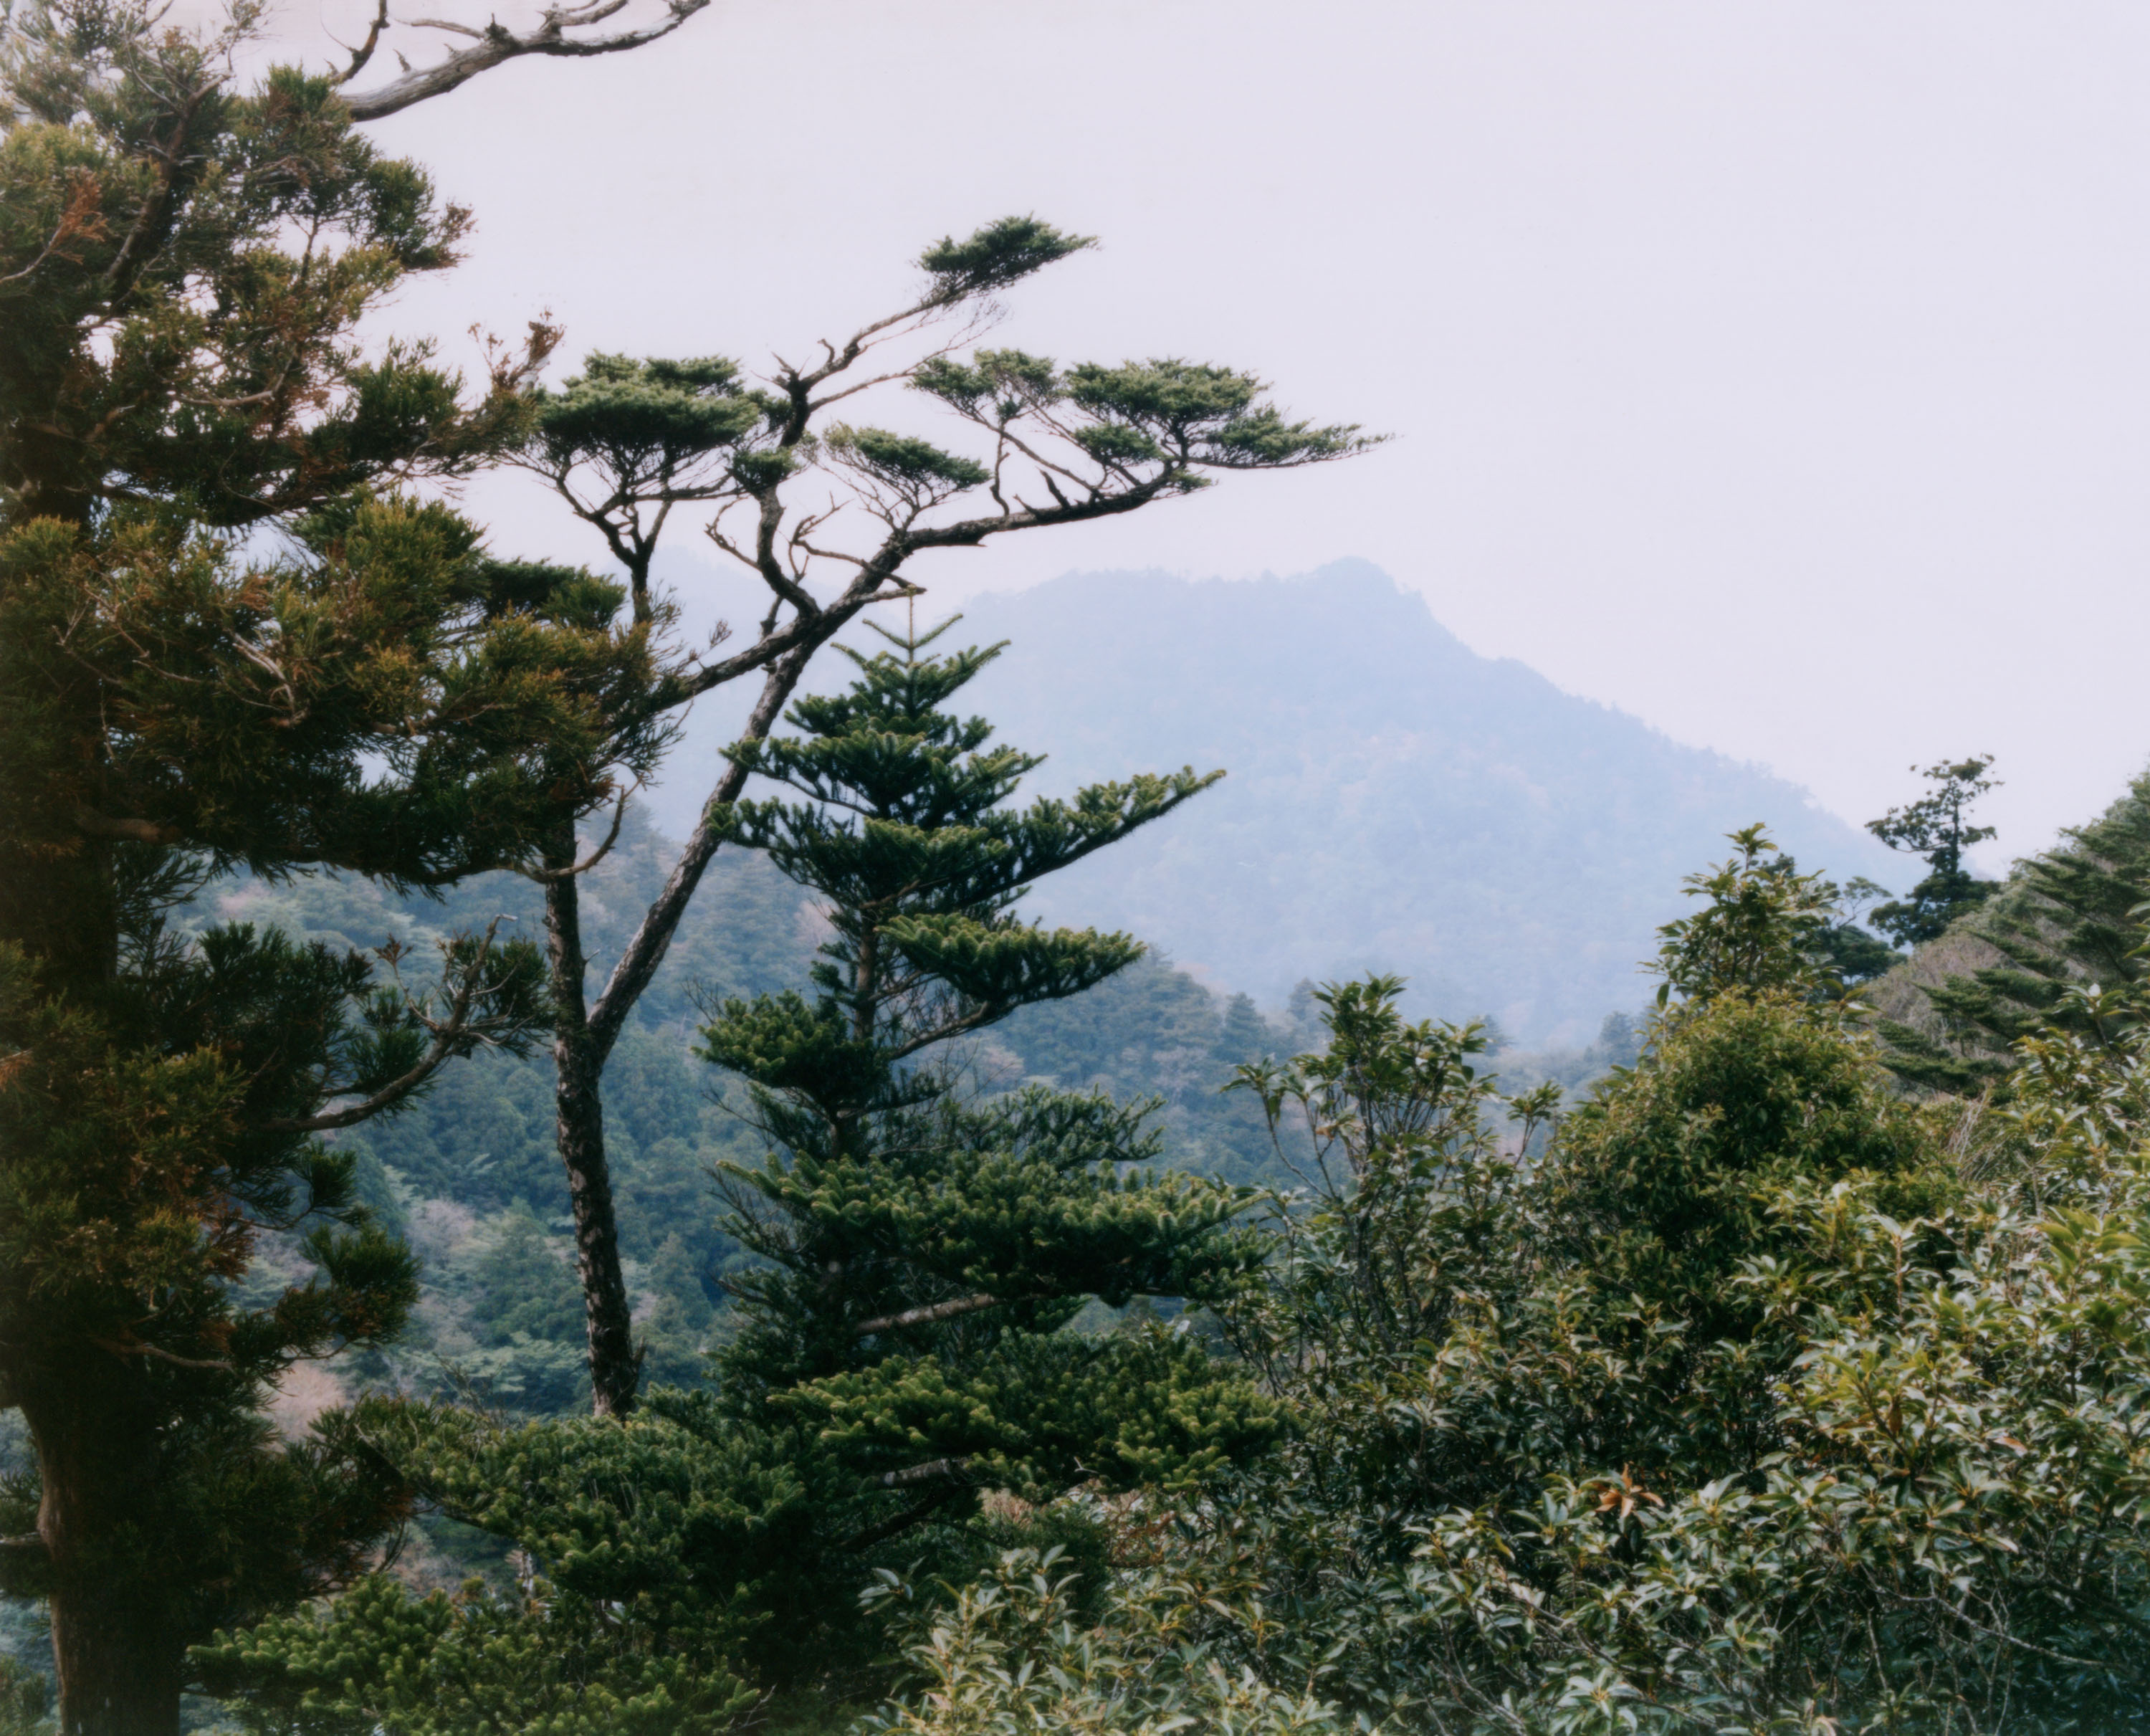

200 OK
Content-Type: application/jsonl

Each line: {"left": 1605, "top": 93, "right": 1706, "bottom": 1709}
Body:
{"left": 14, "top": 7, "right": 2150, "bottom": 1732}
{"left": 181, "top": 813, "right": 1322, "bottom": 1431}
{"left": 641, "top": 558, "right": 1900, "bottom": 1044}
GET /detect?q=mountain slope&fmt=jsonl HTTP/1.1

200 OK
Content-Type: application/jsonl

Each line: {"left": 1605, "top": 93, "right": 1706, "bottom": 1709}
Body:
{"left": 935, "top": 561, "right": 1898, "bottom": 1044}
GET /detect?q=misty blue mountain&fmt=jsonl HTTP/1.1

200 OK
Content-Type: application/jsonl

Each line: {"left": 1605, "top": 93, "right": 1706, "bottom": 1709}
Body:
{"left": 647, "top": 557, "right": 1898, "bottom": 1044}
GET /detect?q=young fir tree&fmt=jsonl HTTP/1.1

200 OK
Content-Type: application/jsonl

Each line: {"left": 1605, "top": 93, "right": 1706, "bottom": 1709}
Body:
{"left": 699, "top": 616, "right": 1270, "bottom": 1473}
{"left": 0, "top": 4, "right": 694, "bottom": 1727}
{"left": 493, "top": 239, "right": 1376, "bottom": 1420}
{"left": 195, "top": 623, "right": 1276, "bottom": 1727}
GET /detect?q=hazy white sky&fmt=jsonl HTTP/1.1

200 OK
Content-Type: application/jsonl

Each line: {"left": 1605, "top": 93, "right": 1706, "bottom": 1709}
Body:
{"left": 233, "top": 0, "right": 2150, "bottom": 867}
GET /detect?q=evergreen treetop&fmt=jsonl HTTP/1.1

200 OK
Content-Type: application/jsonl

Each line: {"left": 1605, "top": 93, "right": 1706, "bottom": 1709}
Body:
{"left": 1878, "top": 763, "right": 2150, "bottom": 1095}
{"left": 1865, "top": 754, "right": 2002, "bottom": 949}
{"left": 202, "top": 621, "right": 1275, "bottom": 1724}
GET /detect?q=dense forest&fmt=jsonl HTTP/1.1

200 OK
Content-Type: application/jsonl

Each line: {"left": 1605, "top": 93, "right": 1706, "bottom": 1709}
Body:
{"left": 6, "top": 6, "right": 2150, "bottom": 1736}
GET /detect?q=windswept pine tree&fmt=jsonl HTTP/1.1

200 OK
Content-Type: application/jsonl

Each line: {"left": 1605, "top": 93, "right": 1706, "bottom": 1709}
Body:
{"left": 496, "top": 243, "right": 1377, "bottom": 1419}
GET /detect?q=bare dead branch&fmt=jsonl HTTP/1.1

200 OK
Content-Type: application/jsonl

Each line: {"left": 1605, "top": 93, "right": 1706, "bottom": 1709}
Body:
{"left": 874, "top": 1456, "right": 972, "bottom": 1490}
{"left": 325, "top": 0, "right": 393, "bottom": 85}
{"left": 854, "top": 1293, "right": 1001, "bottom": 1337}
{"left": 340, "top": 0, "right": 712, "bottom": 123}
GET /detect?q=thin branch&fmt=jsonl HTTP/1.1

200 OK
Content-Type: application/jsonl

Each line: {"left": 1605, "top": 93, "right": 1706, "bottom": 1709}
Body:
{"left": 522, "top": 785, "right": 634, "bottom": 883}
{"left": 844, "top": 1484, "right": 964, "bottom": 1552}
{"left": 854, "top": 1292, "right": 1000, "bottom": 1338}
{"left": 91, "top": 1336, "right": 235, "bottom": 1372}
{"left": 263, "top": 918, "right": 512, "bottom": 1133}
{"left": 73, "top": 806, "right": 179, "bottom": 845}
{"left": 325, "top": 0, "right": 393, "bottom": 85}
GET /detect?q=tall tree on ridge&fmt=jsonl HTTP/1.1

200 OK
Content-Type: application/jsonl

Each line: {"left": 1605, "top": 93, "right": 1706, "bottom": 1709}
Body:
{"left": 511, "top": 239, "right": 1379, "bottom": 1417}
{"left": 1865, "top": 755, "right": 2002, "bottom": 949}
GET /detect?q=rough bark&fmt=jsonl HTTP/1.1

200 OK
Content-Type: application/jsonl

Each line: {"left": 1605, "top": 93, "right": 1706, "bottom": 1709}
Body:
{"left": 542, "top": 821, "right": 642, "bottom": 1418}
{"left": 538, "top": 649, "right": 816, "bottom": 1415}
{"left": 22, "top": 1372, "right": 183, "bottom": 1736}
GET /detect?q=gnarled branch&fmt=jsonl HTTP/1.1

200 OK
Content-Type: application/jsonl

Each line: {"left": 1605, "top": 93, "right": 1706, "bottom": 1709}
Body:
{"left": 340, "top": 0, "right": 712, "bottom": 122}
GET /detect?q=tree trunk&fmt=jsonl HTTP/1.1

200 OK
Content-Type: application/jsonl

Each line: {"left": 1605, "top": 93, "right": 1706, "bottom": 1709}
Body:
{"left": 49, "top": 1598, "right": 182, "bottom": 1736}
{"left": 543, "top": 654, "right": 816, "bottom": 1416}
{"left": 22, "top": 1375, "right": 184, "bottom": 1736}
{"left": 543, "top": 822, "right": 642, "bottom": 1416}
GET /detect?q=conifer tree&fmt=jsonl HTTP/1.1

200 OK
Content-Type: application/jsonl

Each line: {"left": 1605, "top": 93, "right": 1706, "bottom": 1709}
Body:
{"left": 1865, "top": 755, "right": 2002, "bottom": 948}
{"left": 1878, "top": 766, "right": 2150, "bottom": 1094}
{"left": 497, "top": 233, "right": 1377, "bottom": 1418}
{"left": 0, "top": 2, "right": 697, "bottom": 1726}
{"left": 700, "top": 617, "right": 1269, "bottom": 1464}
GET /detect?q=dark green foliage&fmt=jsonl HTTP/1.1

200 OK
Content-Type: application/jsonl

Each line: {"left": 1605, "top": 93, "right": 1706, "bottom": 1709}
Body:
{"left": 201, "top": 627, "right": 1274, "bottom": 1723}
{"left": 917, "top": 216, "right": 1094, "bottom": 295}
{"left": 1553, "top": 830, "right": 1949, "bottom": 1344}
{"left": 880, "top": 843, "right": 2150, "bottom": 1736}
{"left": 700, "top": 621, "right": 1262, "bottom": 1407}
{"left": 912, "top": 355, "right": 1373, "bottom": 494}
{"left": 1808, "top": 882, "right": 1904, "bottom": 985}
{"left": 1865, "top": 755, "right": 2002, "bottom": 948}
{"left": 1547, "top": 990, "right": 1946, "bottom": 1343}
{"left": 0, "top": 4, "right": 682, "bottom": 1717}
{"left": 0, "top": 1656, "right": 45, "bottom": 1736}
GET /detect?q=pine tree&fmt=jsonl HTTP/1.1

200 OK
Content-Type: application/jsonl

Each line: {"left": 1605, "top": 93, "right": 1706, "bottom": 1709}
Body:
{"left": 494, "top": 235, "right": 1377, "bottom": 1418}
{"left": 1877, "top": 766, "right": 2150, "bottom": 1095}
{"left": 0, "top": 4, "right": 692, "bottom": 1727}
{"left": 197, "top": 623, "right": 1277, "bottom": 1724}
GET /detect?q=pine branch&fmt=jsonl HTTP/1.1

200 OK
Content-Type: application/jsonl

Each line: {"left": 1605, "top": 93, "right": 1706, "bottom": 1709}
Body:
{"left": 264, "top": 918, "right": 523, "bottom": 1133}
{"left": 844, "top": 1485, "right": 962, "bottom": 1552}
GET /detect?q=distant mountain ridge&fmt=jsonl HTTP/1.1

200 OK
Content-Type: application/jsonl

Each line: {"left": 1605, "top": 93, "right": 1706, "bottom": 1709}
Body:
{"left": 956, "top": 561, "right": 1896, "bottom": 1044}
{"left": 642, "top": 558, "right": 1901, "bottom": 1046}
